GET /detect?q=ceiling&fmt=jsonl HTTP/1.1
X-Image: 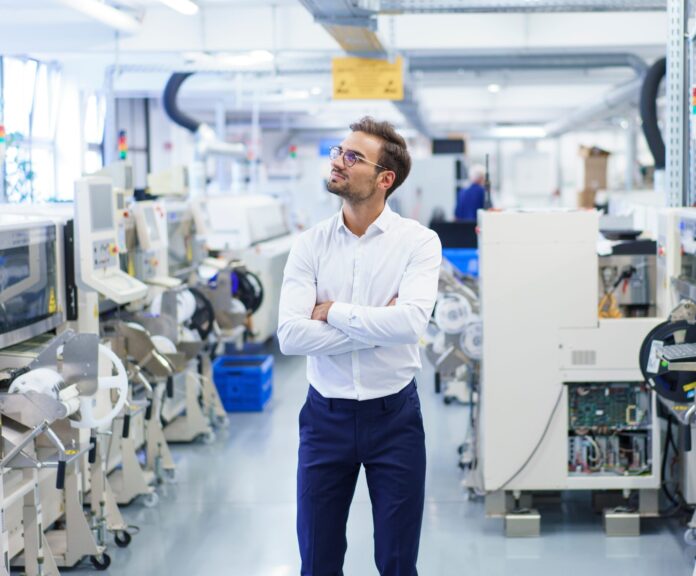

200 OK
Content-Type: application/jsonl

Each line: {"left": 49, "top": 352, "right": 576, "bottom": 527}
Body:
{"left": 0, "top": 0, "right": 669, "bottom": 137}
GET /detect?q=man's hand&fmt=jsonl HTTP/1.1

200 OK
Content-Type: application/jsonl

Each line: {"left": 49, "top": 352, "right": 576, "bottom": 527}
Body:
{"left": 312, "top": 301, "right": 334, "bottom": 322}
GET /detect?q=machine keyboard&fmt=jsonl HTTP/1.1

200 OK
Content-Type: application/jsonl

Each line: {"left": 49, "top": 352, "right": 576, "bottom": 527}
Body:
{"left": 661, "top": 343, "right": 696, "bottom": 361}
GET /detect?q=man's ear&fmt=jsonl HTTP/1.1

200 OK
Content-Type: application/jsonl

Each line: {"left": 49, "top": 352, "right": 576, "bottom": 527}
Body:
{"left": 380, "top": 171, "right": 396, "bottom": 191}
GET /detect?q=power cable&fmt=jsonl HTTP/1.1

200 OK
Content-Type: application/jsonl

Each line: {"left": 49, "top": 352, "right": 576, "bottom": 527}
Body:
{"left": 492, "top": 385, "right": 565, "bottom": 492}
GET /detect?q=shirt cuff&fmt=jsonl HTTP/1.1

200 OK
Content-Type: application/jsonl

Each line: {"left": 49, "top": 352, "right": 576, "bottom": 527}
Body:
{"left": 327, "top": 302, "right": 353, "bottom": 332}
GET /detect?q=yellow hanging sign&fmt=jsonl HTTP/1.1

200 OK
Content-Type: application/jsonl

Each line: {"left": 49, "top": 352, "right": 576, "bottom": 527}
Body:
{"left": 48, "top": 287, "right": 57, "bottom": 314}
{"left": 332, "top": 56, "right": 404, "bottom": 101}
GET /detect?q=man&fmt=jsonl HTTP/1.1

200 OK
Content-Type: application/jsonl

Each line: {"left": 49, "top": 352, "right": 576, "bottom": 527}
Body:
{"left": 454, "top": 164, "right": 487, "bottom": 221}
{"left": 277, "top": 117, "right": 441, "bottom": 576}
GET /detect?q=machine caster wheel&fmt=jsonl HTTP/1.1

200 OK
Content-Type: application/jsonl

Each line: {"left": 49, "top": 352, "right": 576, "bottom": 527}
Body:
{"left": 165, "top": 468, "right": 177, "bottom": 484}
{"left": 203, "top": 430, "right": 216, "bottom": 444}
{"left": 216, "top": 416, "right": 230, "bottom": 429}
{"left": 90, "top": 553, "right": 112, "bottom": 570}
{"left": 143, "top": 491, "right": 160, "bottom": 508}
{"left": 684, "top": 528, "right": 696, "bottom": 546}
{"left": 114, "top": 530, "right": 132, "bottom": 548}
{"left": 444, "top": 396, "right": 453, "bottom": 405}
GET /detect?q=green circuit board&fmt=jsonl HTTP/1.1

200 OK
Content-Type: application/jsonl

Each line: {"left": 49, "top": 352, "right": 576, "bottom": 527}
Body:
{"left": 568, "top": 382, "right": 650, "bottom": 431}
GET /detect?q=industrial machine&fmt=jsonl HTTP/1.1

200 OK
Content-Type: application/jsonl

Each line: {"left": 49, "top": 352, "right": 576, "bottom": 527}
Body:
{"left": 192, "top": 194, "right": 293, "bottom": 342}
{"left": 0, "top": 212, "right": 130, "bottom": 573}
{"left": 425, "top": 259, "right": 481, "bottom": 404}
{"left": 478, "top": 210, "right": 663, "bottom": 536}
{"left": 73, "top": 177, "right": 169, "bottom": 510}
{"left": 423, "top": 259, "right": 482, "bottom": 485}
{"left": 639, "top": 208, "right": 696, "bottom": 545}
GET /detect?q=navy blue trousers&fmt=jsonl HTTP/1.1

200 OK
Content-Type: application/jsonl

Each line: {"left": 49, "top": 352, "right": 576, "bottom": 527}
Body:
{"left": 297, "top": 381, "right": 426, "bottom": 576}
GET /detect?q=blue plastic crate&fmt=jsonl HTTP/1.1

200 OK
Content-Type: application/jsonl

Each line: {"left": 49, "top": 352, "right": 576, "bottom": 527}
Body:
{"left": 212, "top": 355, "right": 274, "bottom": 412}
{"left": 442, "top": 248, "right": 479, "bottom": 277}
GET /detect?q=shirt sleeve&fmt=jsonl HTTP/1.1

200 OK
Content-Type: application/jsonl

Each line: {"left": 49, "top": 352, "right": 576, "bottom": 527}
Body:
{"left": 327, "top": 232, "right": 442, "bottom": 347}
{"left": 277, "top": 233, "right": 375, "bottom": 357}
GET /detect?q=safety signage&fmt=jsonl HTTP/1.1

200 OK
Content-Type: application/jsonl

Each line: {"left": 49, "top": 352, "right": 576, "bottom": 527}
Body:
{"left": 332, "top": 56, "right": 404, "bottom": 101}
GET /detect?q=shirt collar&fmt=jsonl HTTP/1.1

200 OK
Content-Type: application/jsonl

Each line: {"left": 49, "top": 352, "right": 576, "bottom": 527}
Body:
{"left": 335, "top": 202, "right": 396, "bottom": 235}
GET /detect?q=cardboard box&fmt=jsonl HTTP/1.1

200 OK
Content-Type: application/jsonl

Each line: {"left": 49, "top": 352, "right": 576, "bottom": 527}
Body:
{"left": 577, "top": 188, "right": 597, "bottom": 208}
{"left": 579, "top": 145, "right": 610, "bottom": 192}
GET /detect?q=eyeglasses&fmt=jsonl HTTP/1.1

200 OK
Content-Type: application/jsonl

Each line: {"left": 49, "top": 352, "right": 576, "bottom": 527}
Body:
{"left": 329, "top": 146, "right": 389, "bottom": 171}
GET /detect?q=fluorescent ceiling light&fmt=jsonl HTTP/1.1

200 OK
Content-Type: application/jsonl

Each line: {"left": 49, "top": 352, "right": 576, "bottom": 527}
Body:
{"left": 57, "top": 0, "right": 141, "bottom": 32}
{"left": 490, "top": 125, "right": 547, "bottom": 139}
{"left": 282, "top": 89, "right": 310, "bottom": 100}
{"left": 156, "top": 0, "right": 199, "bottom": 15}
{"left": 310, "top": 86, "right": 322, "bottom": 96}
{"left": 183, "top": 50, "right": 274, "bottom": 67}
{"left": 487, "top": 83, "right": 501, "bottom": 94}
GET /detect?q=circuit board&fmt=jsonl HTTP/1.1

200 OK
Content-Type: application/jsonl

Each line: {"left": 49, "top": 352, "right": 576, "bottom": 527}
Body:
{"left": 568, "top": 382, "right": 650, "bottom": 431}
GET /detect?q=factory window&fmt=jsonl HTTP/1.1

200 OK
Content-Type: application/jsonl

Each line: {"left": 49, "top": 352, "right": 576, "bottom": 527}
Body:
{"left": 84, "top": 93, "right": 106, "bottom": 173}
{"left": 2, "top": 57, "right": 61, "bottom": 203}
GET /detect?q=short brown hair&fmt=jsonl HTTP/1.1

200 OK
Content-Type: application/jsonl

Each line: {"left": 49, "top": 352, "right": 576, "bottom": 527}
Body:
{"left": 349, "top": 116, "right": 411, "bottom": 198}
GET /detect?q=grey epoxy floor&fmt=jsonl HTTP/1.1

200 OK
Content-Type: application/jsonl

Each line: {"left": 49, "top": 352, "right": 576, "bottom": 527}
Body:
{"left": 67, "top": 349, "right": 695, "bottom": 575}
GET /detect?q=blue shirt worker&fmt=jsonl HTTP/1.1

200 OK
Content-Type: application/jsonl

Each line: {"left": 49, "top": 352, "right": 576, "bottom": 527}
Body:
{"left": 278, "top": 117, "right": 441, "bottom": 576}
{"left": 455, "top": 164, "right": 487, "bottom": 220}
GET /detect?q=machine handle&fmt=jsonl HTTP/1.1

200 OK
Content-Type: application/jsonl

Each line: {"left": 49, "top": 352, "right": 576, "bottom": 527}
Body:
{"left": 88, "top": 435, "right": 97, "bottom": 464}
{"left": 56, "top": 460, "right": 66, "bottom": 490}
{"left": 72, "top": 345, "right": 129, "bottom": 429}
{"left": 145, "top": 399, "right": 153, "bottom": 421}
{"left": 167, "top": 376, "right": 174, "bottom": 399}
{"left": 122, "top": 414, "right": 131, "bottom": 439}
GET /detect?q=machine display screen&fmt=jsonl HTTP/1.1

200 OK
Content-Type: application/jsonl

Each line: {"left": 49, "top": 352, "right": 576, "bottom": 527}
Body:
{"left": 167, "top": 213, "right": 193, "bottom": 275}
{"left": 91, "top": 184, "right": 115, "bottom": 232}
{"left": 0, "top": 225, "right": 59, "bottom": 344}
{"left": 144, "top": 207, "right": 160, "bottom": 242}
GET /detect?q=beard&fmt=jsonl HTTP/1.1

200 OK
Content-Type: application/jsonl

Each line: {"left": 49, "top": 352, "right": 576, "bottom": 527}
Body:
{"left": 326, "top": 175, "right": 379, "bottom": 205}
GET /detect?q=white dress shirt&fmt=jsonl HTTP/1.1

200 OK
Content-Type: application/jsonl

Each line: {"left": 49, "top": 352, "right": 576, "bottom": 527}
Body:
{"left": 277, "top": 203, "right": 442, "bottom": 400}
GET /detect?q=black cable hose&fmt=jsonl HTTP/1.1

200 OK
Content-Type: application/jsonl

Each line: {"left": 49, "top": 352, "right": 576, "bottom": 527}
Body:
{"left": 235, "top": 270, "right": 264, "bottom": 314}
{"left": 639, "top": 57, "right": 666, "bottom": 170}
{"left": 187, "top": 287, "right": 215, "bottom": 341}
{"left": 163, "top": 73, "right": 201, "bottom": 134}
{"left": 662, "top": 419, "right": 681, "bottom": 508}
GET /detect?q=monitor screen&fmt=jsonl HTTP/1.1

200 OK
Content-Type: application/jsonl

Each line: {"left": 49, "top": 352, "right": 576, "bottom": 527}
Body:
{"left": 91, "top": 184, "right": 115, "bottom": 232}
{"left": 144, "top": 206, "right": 160, "bottom": 242}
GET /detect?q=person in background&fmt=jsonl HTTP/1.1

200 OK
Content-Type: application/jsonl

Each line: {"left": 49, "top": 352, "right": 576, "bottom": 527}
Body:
{"left": 454, "top": 164, "right": 487, "bottom": 220}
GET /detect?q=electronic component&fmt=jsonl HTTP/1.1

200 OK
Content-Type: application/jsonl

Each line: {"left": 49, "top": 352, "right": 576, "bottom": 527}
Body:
{"left": 567, "top": 382, "right": 652, "bottom": 476}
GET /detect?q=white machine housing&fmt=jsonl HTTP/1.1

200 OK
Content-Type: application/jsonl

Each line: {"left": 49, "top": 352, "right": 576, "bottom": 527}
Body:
{"left": 94, "top": 160, "right": 134, "bottom": 197}
{"left": 192, "top": 194, "right": 294, "bottom": 342}
{"left": 147, "top": 165, "right": 189, "bottom": 197}
{"left": 74, "top": 177, "right": 148, "bottom": 305}
{"left": 131, "top": 200, "right": 181, "bottom": 289}
{"left": 479, "top": 210, "right": 662, "bottom": 493}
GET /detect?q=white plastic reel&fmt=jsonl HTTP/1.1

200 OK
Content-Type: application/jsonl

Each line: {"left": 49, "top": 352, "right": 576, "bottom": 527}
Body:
{"left": 72, "top": 345, "right": 129, "bottom": 429}
{"left": 434, "top": 293, "right": 473, "bottom": 335}
{"left": 150, "top": 289, "right": 197, "bottom": 324}
{"left": 460, "top": 319, "right": 483, "bottom": 360}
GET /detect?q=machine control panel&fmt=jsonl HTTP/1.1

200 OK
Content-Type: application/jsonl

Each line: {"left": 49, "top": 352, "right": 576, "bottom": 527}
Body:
{"left": 135, "top": 250, "right": 159, "bottom": 281}
{"left": 92, "top": 240, "right": 119, "bottom": 270}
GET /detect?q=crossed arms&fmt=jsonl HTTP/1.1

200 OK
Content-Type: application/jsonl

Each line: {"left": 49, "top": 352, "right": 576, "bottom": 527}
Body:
{"left": 277, "top": 233, "right": 441, "bottom": 357}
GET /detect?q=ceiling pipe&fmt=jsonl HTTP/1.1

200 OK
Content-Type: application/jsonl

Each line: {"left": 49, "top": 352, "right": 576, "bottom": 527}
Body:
{"left": 408, "top": 52, "right": 648, "bottom": 75}
{"left": 543, "top": 77, "right": 643, "bottom": 137}
{"left": 368, "top": 0, "right": 665, "bottom": 13}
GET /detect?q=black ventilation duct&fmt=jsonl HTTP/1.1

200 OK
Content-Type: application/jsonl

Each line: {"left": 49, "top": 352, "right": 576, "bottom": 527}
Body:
{"left": 640, "top": 57, "right": 666, "bottom": 170}
{"left": 163, "top": 73, "right": 201, "bottom": 134}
